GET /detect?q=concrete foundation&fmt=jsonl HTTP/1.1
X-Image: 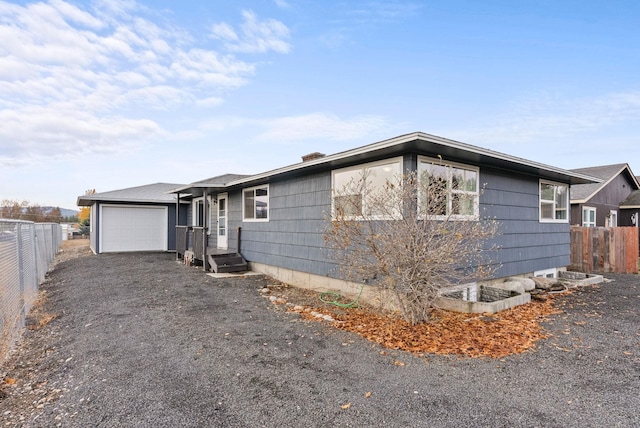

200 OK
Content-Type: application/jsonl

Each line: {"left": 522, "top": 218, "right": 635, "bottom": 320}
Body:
{"left": 558, "top": 271, "right": 604, "bottom": 287}
{"left": 435, "top": 284, "right": 531, "bottom": 314}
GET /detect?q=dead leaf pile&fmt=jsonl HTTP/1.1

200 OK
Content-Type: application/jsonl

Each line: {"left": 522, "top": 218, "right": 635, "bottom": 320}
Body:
{"left": 297, "top": 295, "right": 563, "bottom": 359}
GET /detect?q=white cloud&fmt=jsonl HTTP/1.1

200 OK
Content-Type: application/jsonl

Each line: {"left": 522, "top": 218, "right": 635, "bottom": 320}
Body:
{"left": 197, "top": 112, "right": 392, "bottom": 143}
{"left": 453, "top": 91, "right": 640, "bottom": 147}
{"left": 0, "top": 1, "right": 286, "bottom": 166}
{"left": 211, "top": 10, "right": 291, "bottom": 54}
{"left": 257, "top": 113, "right": 391, "bottom": 142}
{"left": 274, "top": 0, "right": 290, "bottom": 9}
{"left": 211, "top": 22, "right": 238, "bottom": 42}
{"left": 0, "top": 105, "right": 163, "bottom": 161}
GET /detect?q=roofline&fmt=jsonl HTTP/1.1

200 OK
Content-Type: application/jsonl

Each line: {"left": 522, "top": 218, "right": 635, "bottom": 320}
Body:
{"left": 77, "top": 196, "right": 178, "bottom": 206}
{"left": 171, "top": 132, "right": 600, "bottom": 194}
{"left": 570, "top": 164, "right": 636, "bottom": 204}
{"left": 620, "top": 205, "right": 640, "bottom": 209}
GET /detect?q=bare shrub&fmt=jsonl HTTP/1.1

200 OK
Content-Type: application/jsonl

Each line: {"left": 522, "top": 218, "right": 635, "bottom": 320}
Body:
{"left": 325, "top": 167, "right": 500, "bottom": 325}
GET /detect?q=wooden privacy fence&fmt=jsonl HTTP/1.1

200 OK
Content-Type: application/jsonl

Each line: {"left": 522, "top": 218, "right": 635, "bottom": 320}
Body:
{"left": 570, "top": 226, "right": 639, "bottom": 274}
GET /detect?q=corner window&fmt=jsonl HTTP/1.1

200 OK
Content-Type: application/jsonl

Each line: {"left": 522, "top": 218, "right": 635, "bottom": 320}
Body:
{"left": 418, "top": 157, "right": 479, "bottom": 220}
{"left": 582, "top": 207, "right": 596, "bottom": 227}
{"left": 540, "top": 180, "right": 568, "bottom": 222}
{"left": 243, "top": 185, "right": 269, "bottom": 221}
{"left": 332, "top": 158, "right": 402, "bottom": 219}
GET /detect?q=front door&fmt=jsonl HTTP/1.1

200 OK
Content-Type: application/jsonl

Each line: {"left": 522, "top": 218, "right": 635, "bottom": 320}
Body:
{"left": 217, "top": 193, "right": 228, "bottom": 249}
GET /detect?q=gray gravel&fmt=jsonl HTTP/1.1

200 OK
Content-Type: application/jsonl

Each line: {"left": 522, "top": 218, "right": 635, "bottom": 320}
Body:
{"left": 1, "top": 252, "right": 639, "bottom": 427}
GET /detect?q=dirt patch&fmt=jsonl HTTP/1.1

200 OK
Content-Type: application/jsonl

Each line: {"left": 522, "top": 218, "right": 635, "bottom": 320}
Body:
{"left": 1, "top": 250, "right": 639, "bottom": 427}
{"left": 52, "top": 239, "right": 92, "bottom": 265}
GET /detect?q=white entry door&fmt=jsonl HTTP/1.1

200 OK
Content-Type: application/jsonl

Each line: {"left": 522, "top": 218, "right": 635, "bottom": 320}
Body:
{"left": 217, "top": 193, "right": 228, "bottom": 249}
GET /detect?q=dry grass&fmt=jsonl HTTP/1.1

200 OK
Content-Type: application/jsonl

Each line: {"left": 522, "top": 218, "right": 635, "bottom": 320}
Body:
{"left": 26, "top": 312, "right": 58, "bottom": 331}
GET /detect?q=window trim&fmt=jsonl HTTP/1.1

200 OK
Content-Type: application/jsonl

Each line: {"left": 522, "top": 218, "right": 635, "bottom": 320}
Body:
{"left": 331, "top": 156, "right": 403, "bottom": 220}
{"left": 242, "top": 184, "right": 270, "bottom": 222}
{"left": 539, "top": 180, "right": 569, "bottom": 223}
{"left": 192, "top": 197, "right": 205, "bottom": 227}
{"left": 534, "top": 268, "right": 558, "bottom": 279}
{"left": 417, "top": 156, "right": 480, "bottom": 221}
{"left": 607, "top": 210, "right": 618, "bottom": 227}
{"left": 582, "top": 206, "right": 596, "bottom": 227}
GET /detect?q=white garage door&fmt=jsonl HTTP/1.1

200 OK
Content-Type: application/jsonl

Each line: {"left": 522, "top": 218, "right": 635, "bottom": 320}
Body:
{"left": 100, "top": 205, "right": 168, "bottom": 253}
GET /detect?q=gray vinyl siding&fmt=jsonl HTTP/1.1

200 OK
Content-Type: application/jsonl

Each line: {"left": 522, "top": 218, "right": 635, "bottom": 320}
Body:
{"left": 233, "top": 172, "right": 334, "bottom": 277}
{"left": 481, "top": 168, "right": 570, "bottom": 277}
{"left": 222, "top": 161, "right": 571, "bottom": 281}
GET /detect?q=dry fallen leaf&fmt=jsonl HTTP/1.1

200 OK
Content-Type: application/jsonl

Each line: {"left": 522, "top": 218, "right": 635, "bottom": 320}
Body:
{"left": 293, "top": 289, "right": 563, "bottom": 359}
{"left": 341, "top": 403, "right": 352, "bottom": 410}
{"left": 4, "top": 378, "right": 16, "bottom": 385}
{"left": 365, "top": 391, "right": 372, "bottom": 398}
{"left": 394, "top": 360, "right": 405, "bottom": 366}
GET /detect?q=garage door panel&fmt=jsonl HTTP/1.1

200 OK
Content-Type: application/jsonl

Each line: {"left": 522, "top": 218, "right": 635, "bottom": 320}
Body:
{"left": 101, "top": 205, "right": 168, "bottom": 252}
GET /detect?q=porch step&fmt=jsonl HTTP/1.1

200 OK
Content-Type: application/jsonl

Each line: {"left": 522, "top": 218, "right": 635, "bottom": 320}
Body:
{"left": 208, "top": 253, "right": 248, "bottom": 273}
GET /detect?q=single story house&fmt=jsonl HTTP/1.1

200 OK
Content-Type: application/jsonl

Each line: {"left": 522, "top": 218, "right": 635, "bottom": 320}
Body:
{"left": 167, "top": 132, "right": 599, "bottom": 289}
{"left": 569, "top": 164, "right": 640, "bottom": 227}
{"left": 77, "top": 183, "right": 187, "bottom": 254}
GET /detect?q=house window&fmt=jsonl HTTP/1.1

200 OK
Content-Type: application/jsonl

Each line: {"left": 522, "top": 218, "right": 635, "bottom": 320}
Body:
{"left": 539, "top": 181, "right": 568, "bottom": 222}
{"left": 243, "top": 185, "right": 269, "bottom": 221}
{"left": 534, "top": 268, "right": 557, "bottom": 278}
{"left": 607, "top": 210, "right": 617, "bottom": 227}
{"left": 332, "top": 157, "right": 402, "bottom": 219}
{"left": 582, "top": 207, "right": 596, "bottom": 227}
{"left": 418, "top": 157, "right": 479, "bottom": 219}
{"left": 192, "top": 198, "right": 205, "bottom": 226}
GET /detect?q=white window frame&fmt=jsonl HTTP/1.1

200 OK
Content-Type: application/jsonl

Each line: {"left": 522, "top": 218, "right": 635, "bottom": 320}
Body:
{"left": 539, "top": 180, "right": 569, "bottom": 223}
{"left": 582, "top": 206, "right": 596, "bottom": 227}
{"left": 417, "top": 156, "right": 480, "bottom": 221}
{"left": 607, "top": 210, "right": 617, "bottom": 227}
{"left": 243, "top": 184, "right": 269, "bottom": 222}
{"left": 331, "top": 157, "right": 403, "bottom": 220}
{"left": 534, "top": 268, "right": 557, "bottom": 279}
{"left": 192, "top": 197, "right": 205, "bottom": 227}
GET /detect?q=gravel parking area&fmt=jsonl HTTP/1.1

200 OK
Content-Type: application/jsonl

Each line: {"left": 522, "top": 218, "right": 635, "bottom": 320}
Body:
{"left": 1, "top": 248, "right": 639, "bottom": 427}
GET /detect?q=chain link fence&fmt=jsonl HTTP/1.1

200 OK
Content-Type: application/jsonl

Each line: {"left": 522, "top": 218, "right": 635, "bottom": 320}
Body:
{"left": 1, "top": 220, "right": 62, "bottom": 362}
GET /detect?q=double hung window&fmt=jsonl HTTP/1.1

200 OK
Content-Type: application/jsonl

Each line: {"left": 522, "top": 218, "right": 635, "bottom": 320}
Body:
{"left": 539, "top": 181, "right": 568, "bottom": 222}
{"left": 582, "top": 207, "right": 596, "bottom": 227}
{"left": 243, "top": 185, "right": 269, "bottom": 221}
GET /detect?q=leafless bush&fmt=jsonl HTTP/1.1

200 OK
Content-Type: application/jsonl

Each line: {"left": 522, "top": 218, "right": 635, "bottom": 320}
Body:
{"left": 325, "top": 168, "right": 500, "bottom": 324}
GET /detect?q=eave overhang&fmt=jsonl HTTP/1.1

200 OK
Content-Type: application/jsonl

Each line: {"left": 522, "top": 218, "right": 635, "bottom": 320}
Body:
{"left": 172, "top": 132, "right": 601, "bottom": 198}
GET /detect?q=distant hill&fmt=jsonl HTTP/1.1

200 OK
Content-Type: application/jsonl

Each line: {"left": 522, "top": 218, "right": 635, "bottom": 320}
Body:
{"left": 42, "top": 207, "right": 79, "bottom": 218}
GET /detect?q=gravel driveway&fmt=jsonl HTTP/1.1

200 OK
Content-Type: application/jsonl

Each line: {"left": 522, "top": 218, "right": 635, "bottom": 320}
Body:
{"left": 1, "top": 250, "right": 639, "bottom": 427}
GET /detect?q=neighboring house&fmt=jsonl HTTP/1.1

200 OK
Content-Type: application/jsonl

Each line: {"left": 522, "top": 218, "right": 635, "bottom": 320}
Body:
{"left": 620, "top": 176, "right": 640, "bottom": 228}
{"left": 77, "top": 183, "right": 187, "bottom": 254}
{"left": 569, "top": 164, "right": 640, "bottom": 227}
{"left": 168, "top": 132, "right": 598, "bottom": 287}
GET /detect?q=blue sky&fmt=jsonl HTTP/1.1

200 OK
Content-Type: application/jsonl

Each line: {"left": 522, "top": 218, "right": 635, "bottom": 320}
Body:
{"left": 1, "top": 0, "right": 639, "bottom": 210}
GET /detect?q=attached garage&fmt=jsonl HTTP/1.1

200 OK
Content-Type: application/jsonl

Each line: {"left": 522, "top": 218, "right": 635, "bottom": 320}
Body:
{"left": 100, "top": 205, "right": 168, "bottom": 252}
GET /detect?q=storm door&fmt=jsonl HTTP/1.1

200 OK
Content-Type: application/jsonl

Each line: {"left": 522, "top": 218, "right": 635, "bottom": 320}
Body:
{"left": 217, "top": 193, "right": 228, "bottom": 250}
